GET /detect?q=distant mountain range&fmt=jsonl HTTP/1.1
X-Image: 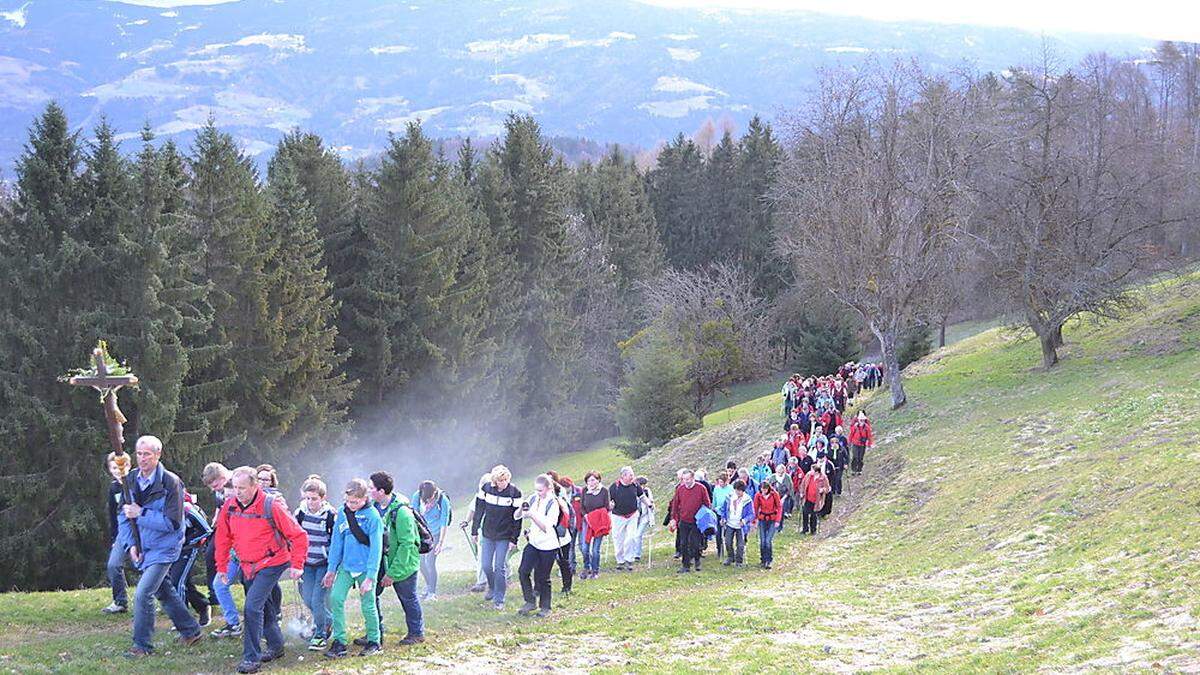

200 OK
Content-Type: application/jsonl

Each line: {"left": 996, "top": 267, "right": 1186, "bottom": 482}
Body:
{"left": 0, "top": 0, "right": 1158, "bottom": 173}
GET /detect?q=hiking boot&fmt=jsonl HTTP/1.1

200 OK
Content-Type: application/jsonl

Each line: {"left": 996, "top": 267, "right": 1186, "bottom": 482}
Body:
{"left": 102, "top": 602, "right": 127, "bottom": 614}
{"left": 178, "top": 632, "right": 203, "bottom": 647}
{"left": 468, "top": 582, "right": 487, "bottom": 592}
{"left": 197, "top": 604, "right": 211, "bottom": 627}
{"left": 123, "top": 647, "right": 152, "bottom": 659}
{"left": 424, "top": 593, "right": 437, "bottom": 602}
{"left": 493, "top": 602, "right": 505, "bottom": 611}
{"left": 398, "top": 634, "right": 425, "bottom": 646}
{"left": 516, "top": 602, "right": 537, "bottom": 616}
{"left": 535, "top": 608, "right": 552, "bottom": 618}
{"left": 324, "top": 641, "right": 348, "bottom": 659}
{"left": 236, "top": 661, "right": 261, "bottom": 674}
{"left": 353, "top": 636, "right": 371, "bottom": 647}
{"left": 308, "top": 636, "right": 328, "bottom": 651}
{"left": 260, "top": 648, "right": 284, "bottom": 663}
{"left": 211, "top": 623, "right": 243, "bottom": 638}
{"left": 676, "top": 566, "right": 691, "bottom": 574}
{"left": 722, "top": 560, "right": 732, "bottom": 566}
{"left": 357, "top": 642, "right": 382, "bottom": 657}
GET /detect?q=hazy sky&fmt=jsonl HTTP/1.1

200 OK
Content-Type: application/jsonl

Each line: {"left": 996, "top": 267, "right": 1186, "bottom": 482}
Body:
{"left": 639, "top": 0, "right": 1200, "bottom": 43}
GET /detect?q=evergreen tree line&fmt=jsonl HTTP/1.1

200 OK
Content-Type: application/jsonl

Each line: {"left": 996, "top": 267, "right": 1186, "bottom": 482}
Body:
{"left": 0, "top": 103, "right": 801, "bottom": 589}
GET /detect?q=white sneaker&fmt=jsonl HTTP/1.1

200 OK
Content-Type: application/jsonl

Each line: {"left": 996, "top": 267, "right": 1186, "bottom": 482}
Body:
{"left": 424, "top": 593, "right": 437, "bottom": 602}
{"left": 101, "top": 602, "right": 127, "bottom": 614}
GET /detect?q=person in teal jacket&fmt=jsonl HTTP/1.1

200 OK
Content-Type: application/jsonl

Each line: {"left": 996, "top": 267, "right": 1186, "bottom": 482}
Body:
{"left": 321, "top": 478, "right": 384, "bottom": 659}
{"left": 410, "top": 481, "right": 452, "bottom": 600}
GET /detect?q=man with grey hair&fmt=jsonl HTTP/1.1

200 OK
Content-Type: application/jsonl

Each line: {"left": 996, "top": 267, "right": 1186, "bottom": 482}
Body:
{"left": 608, "top": 466, "right": 644, "bottom": 571}
{"left": 118, "top": 435, "right": 204, "bottom": 658}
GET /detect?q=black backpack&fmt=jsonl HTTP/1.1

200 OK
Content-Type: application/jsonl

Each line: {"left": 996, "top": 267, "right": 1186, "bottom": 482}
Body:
{"left": 383, "top": 501, "right": 434, "bottom": 555}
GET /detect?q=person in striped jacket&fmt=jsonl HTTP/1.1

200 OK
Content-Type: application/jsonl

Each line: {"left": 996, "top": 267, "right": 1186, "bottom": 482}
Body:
{"left": 294, "top": 475, "right": 336, "bottom": 651}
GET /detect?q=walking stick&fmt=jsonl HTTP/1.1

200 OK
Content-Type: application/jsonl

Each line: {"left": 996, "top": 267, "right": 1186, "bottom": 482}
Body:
{"left": 460, "top": 522, "right": 479, "bottom": 561}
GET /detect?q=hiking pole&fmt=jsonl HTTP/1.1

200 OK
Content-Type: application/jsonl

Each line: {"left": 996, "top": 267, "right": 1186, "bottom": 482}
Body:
{"left": 460, "top": 522, "right": 479, "bottom": 561}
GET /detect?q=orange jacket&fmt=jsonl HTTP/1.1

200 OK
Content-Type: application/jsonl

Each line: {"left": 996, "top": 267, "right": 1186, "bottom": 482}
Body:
{"left": 215, "top": 488, "right": 308, "bottom": 579}
{"left": 753, "top": 490, "right": 783, "bottom": 523}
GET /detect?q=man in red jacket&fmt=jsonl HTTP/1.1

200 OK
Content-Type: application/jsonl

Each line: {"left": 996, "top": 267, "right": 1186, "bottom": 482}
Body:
{"left": 215, "top": 466, "right": 308, "bottom": 674}
{"left": 668, "top": 469, "right": 711, "bottom": 574}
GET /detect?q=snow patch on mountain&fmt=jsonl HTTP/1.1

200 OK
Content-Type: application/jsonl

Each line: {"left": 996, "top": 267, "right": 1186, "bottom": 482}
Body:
{"left": 653, "top": 75, "right": 722, "bottom": 95}
{"left": 380, "top": 105, "right": 451, "bottom": 132}
{"left": 354, "top": 95, "right": 409, "bottom": 118}
{"left": 195, "top": 33, "right": 309, "bottom": 56}
{"left": 0, "top": 55, "right": 46, "bottom": 107}
{"left": 466, "top": 31, "right": 635, "bottom": 58}
{"left": 84, "top": 67, "right": 197, "bottom": 101}
{"left": 166, "top": 53, "right": 245, "bottom": 75}
{"left": 491, "top": 73, "right": 550, "bottom": 104}
{"left": 370, "top": 44, "right": 414, "bottom": 55}
{"left": 638, "top": 94, "right": 716, "bottom": 118}
{"left": 667, "top": 47, "right": 700, "bottom": 61}
{"left": 825, "top": 46, "right": 869, "bottom": 53}
{"left": 0, "top": 2, "right": 29, "bottom": 28}
{"left": 664, "top": 32, "right": 698, "bottom": 41}
{"left": 106, "top": 0, "right": 241, "bottom": 6}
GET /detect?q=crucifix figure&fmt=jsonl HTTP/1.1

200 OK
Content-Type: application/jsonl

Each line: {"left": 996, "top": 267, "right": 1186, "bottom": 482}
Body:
{"left": 66, "top": 343, "right": 141, "bottom": 550}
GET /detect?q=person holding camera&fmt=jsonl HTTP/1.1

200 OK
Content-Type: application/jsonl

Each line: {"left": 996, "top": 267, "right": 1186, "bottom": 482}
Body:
{"left": 514, "top": 474, "right": 569, "bottom": 617}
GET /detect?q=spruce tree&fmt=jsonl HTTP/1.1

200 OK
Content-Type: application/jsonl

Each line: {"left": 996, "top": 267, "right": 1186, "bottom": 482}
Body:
{"left": 0, "top": 103, "right": 108, "bottom": 589}
{"left": 735, "top": 116, "right": 785, "bottom": 300}
{"left": 259, "top": 161, "right": 355, "bottom": 453}
{"left": 705, "top": 129, "right": 741, "bottom": 264}
{"left": 646, "top": 134, "right": 708, "bottom": 270}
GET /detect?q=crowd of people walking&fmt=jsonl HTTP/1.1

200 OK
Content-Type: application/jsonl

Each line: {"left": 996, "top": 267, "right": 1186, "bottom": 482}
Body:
{"left": 100, "top": 362, "right": 878, "bottom": 672}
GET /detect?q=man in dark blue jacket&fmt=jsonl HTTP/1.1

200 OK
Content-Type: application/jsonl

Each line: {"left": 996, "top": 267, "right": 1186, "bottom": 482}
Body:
{"left": 117, "top": 436, "right": 204, "bottom": 658}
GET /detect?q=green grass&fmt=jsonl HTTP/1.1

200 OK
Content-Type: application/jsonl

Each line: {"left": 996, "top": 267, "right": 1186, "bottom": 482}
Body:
{"left": 6, "top": 281, "right": 1200, "bottom": 672}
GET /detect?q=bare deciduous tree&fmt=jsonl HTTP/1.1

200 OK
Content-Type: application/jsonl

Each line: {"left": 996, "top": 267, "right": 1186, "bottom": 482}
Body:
{"left": 773, "top": 61, "right": 972, "bottom": 409}
{"left": 969, "top": 51, "right": 1179, "bottom": 368}
{"left": 640, "top": 261, "right": 774, "bottom": 416}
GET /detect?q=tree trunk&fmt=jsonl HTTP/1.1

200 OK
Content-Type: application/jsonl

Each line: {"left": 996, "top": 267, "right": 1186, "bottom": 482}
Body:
{"left": 1051, "top": 323, "right": 1064, "bottom": 349}
{"left": 1039, "top": 332, "right": 1059, "bottom": 369}
{"left": 873, "top": 324, "right": 906, "bottom": 410}
{"left": 938, "top": 315, "right": 948, "bottom": 348}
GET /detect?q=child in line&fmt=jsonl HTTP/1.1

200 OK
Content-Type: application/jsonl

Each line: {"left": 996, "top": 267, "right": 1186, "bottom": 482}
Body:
{"left": 202, "top": 463, "right": 244, "bottom": 638}
{"left": 322, "top": 478, "right": 384, "bottom": 659}
{"left": 102, "top": 452, "right": 132, "bottom": 614}
{"left": 295, "top": 475, "right": 336, "bottom": 651}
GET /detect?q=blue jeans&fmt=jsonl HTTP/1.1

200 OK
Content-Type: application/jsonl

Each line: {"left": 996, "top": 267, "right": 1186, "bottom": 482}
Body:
{"left": 419, "top": 550, "right": 439, "bottom": 596}
{"left": 758, "top": 520, "right": 779, "bottom": 565}
{"left": 132, "top": 561, "right": 200, "bottom": 651}
{"left": 387, "top": 571, "right": 424, "bottom": 637}
{"left": 585, "top": 535, "right": 604, "bottom": 573}
{"left": 242, "top": 563, "right": 286, "bottom": 664}
{"left": 575, "top": 520, "right": 589, "bottom": 566}
{"left": 300, "top": 563, "right": 331, "bottom": 639}
{"left": 479, "top": 537, "right": 510, "bottom": 605}
{"left": 106, "top": 539, "right": 128, "bottom": 607}
{"left": 212, "top": 565, "right": 241, "bottom": 626}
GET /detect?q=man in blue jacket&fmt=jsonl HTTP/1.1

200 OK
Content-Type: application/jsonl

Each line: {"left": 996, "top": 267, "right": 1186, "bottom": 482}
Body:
{"left": 117, "top": 435, "right": 204, "bottom": 658}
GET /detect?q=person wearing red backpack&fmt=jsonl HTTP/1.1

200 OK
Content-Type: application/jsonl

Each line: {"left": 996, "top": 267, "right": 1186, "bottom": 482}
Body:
{"left": 214, "top": 466, "right": 308, "bottom": 674}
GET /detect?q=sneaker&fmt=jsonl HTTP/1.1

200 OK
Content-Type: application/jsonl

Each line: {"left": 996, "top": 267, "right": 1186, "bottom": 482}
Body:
{"left": 260, "top": 648, "right": 284, "bottom": 663}
{"left": 357, "top": 642, "right": 382, "bottom": 657}
{"left": 102, "top": 602, "right": 127, "bottom": 614}
{"left": 398, "top": 634, "right": 425, "bottom": 646}
{"left": 211, "top": 623, "right": 243, "bottom": 639}
{"left": 722, "top": 560, "right": 732, "bottom": 566}
{"left": 353, "top": 636, "right": 370, "bottom": 647}
{"left": 535, "top": 609, "right": 552, "bottom": 618}
{"left": 178, "top": 632, "right": 203, "bottom": 647}
{"left": 123, "top": 647, "right": 152, "bottom": 659}
{"left": 493, "top": 602, "right": 505, "bottom": 611}
{"left": 424, "top": 593, "right": 437, "bottom": 602}
{"left": 308, "top": 636, "right": 328, "bottom": 651}
{"left": 236, "top": 661, "right": 261, "bottom": 674}
{"left": 197, "top": 604, "right": 211, "bottom": 627}
{"left": 676, "top": 567, "right": 691, "bottom": 574}
{"left": 468, "top": 582, "right": 487, "bottom": 593}
{"left": 324, "top": 641, "right": 348, "bottom": 659}
{"left": 516, "top": 602, "right": 537, "bottom": 616}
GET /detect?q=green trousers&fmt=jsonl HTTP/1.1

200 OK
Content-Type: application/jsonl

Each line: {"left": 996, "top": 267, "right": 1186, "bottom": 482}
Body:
{"left": 330, "top": 569, "right": 380, "bottom": 644}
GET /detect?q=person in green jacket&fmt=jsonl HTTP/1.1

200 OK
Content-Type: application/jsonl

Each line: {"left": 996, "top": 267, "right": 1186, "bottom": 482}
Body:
{"left": 321, "top": 478, "right": 384, "bottom": 659}
{"left": 370, "top": 471, "right": 425, "bottom": 646}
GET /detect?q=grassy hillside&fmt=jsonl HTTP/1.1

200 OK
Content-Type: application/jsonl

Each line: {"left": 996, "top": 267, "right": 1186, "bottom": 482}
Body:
{"left": 5, "top": 276, "right": 1200, "bottom": 673}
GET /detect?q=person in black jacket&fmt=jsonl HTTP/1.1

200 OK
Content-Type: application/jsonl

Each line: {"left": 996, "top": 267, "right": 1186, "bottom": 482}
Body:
{"left": 167, "top": 493, "right": 212, "bottom": 626}
{"left": 103, "top": 452, "right": 132, "bottom": 614}
{"left": 470, "top": 465, "right": 521, "bottom": 610}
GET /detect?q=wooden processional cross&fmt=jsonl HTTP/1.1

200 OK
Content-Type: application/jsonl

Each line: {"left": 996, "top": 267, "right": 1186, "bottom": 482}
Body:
{"left": 67, "top": 345, "right": 141, "bottom": 549}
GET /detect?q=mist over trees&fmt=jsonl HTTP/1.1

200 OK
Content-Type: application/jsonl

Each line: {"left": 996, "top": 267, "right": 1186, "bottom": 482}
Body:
{"left": 2, "top": 43, "right": 1199, "bottom": 590}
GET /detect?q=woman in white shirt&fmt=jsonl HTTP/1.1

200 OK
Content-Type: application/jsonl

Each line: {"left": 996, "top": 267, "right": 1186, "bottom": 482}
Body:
{"left": 513, "top": 474, "right": 568, "bottom": 617}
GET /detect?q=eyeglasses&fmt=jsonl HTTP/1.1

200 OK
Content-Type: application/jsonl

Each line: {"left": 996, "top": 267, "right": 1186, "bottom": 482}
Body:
{"left": 257, "top": 477, "right": 272, "bottom": 484}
